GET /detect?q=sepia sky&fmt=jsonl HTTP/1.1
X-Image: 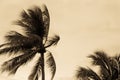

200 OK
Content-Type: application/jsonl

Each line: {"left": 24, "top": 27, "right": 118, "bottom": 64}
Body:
{"left": 0, "top": 0, "right": 120, "bottom": 80}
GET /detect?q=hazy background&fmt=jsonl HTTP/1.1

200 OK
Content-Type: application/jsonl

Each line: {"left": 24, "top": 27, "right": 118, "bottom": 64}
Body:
{"left": 0, "top": 0, "right": 120, "bottom": 80}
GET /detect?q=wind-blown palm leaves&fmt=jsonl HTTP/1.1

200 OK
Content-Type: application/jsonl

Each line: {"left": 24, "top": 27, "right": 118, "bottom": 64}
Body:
{"left": 76, "top": 51, "right": 120, "bottom": 80}
{"left": 0, "top": 4, "right": 60, "bottom": 80}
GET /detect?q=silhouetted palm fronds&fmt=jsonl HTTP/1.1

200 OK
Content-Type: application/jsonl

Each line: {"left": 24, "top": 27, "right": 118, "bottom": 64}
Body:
{"left": 76, "top": 51, "right": 120, "bottom": 80}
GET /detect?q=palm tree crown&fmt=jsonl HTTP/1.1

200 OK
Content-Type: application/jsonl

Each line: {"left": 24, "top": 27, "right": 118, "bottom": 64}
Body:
{"left": 76, "top": 51, "right": 120, "bottom": 80}
{"left": 0, "top": 4, "right": 60, "bottom": 80}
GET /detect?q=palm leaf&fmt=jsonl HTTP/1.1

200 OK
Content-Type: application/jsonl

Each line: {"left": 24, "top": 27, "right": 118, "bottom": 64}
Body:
{"left": 45, "top": 35, "right": 60, "bottom": 48}
{"left": 14, "top": 6, "right": 45, "bottom": 38}
{"left": 46, "top": 52, "right": 56, "bottom": 80}
{"left": 5, "top": 31, "right": 43, "bottom": 49}
{"left": 0, "top": 32, "right": 41, "bottom": 55}
{"left": 0, "top": 45, "right": 25, "bottom": 55}
{"left": 5, "top": 31, "right": 31, "bottom": 47}
{"left": 41, "top": 4, "right": 50, "bottom": 42}
{"left": 28, "top": 56, "right": 42, "bottom": 80}
{"left": 5, "top": 31, "right": 35, "bottom": 45}
{"left": 99, "top": 66, "right": 110, "bottom": 80}
{"left": 1, "top": 50, "right": 36, "bottom": 75}
{"left": 109, "top": 58, "right": 119, "bottom": 80}
{"left": 0, "top": 43, "right": 11, "bottom": 48}
{"left": 88, "top": 51, "right": 112, "bottom": 76}
{"left": 88, "top": 54, "right": 109, "bottom": 78}
{"left": 113, "top": 54, "right": 120, "bottom": 71}
{"left": 5, "top": 31, "right": 27, "bottom": 42}
{"left": 76, "top": 67, "right": 101, "bottom": 80}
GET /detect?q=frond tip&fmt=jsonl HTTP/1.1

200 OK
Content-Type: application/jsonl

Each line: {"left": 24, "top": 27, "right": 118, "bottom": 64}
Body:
{"left": 45, "top": 35, "right": 60, "bottom": 48}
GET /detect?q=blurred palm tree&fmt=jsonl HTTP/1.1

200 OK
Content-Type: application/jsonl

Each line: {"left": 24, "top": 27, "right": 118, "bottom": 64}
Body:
{"left": 75, "top": 51, "right": 120, "bottom": 80}
{"left": 0, "top": 4, "right": 60, "bottom": 80}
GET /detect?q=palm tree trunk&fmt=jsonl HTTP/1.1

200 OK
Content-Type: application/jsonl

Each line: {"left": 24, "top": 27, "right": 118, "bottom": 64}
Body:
{"left": 41, "top": 53, "right": 45, "bottom": 80}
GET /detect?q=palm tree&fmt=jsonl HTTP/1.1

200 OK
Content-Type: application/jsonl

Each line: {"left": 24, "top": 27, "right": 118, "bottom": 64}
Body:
{"left": 75, "top": 51, "right": 120, "bottom": 80}
{"left": 0, "top": 4, "right": 60, "bottom": 80}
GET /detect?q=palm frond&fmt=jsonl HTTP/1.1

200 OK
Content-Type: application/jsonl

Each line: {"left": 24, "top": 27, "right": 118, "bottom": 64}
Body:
{"left": 113, "top": 55, "right": 120, "bottom": 75}
{"left": 28, "top": 56, "right": 42, "bottom": 80}
{"left": 0, "top": 43, "right": 10, "bottom": 48}
{"left": 14, "top": 6, "right": 46, "bottom": 38}
{"left": 5, "top": 31, "right": 43, "bottom": 49}
{"left": 113, "top": 54, "right": 120, "bottom": 64}
{"left": 1, "top": 50, "right": 36, "bottom": 75}
{"left": 5, "top": 31, "right": 31, "bottom": 46}
{"left": 45, "top": 35, "right": 60, "bottom": 48}
{"left": 100, "top": 66, "right": 111, "bottom": 80}
{"left": 5, "top": 31, "right": 26, "bottom": 41}
{"left": 100, "top": 57, "right": 120, "bottom": 80}
{"left": 46, "top": 52, "right": 56, "bottom": 80}
{"left": 0, "top": 32, "right": 40, "bottom": 55}
{"left": 42, "top": 4, "right": 50, "bottom": 41}
{"left": 5, "top": 31, "right": 32, "bottom": 45}
{"left": 0, "top": 45, "right": 24, "bottom": 55}
{"left": 109, "top": 58, "right": 119, "bottom": 80}
{"left": 88, "top": 51, "right": 112, "bottom": 76}
{"left": 76, "top": 67, "right": 101, "bottom": 80}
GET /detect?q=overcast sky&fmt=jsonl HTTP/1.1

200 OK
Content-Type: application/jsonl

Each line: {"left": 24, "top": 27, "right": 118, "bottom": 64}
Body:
{"left": 0, "top": 0, "right": 120, "bottom": 80}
